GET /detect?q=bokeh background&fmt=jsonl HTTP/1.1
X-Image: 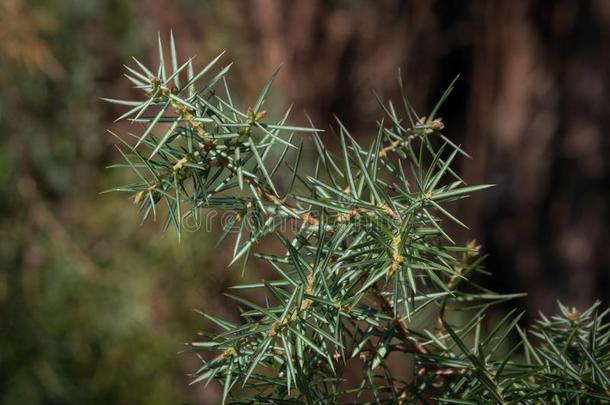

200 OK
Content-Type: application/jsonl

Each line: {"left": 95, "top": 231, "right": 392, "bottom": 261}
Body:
{"left": 1, "top": 0, "right": 608, "bottom": 403}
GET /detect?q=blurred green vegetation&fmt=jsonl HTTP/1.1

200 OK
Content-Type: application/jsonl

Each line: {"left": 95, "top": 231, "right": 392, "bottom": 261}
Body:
{"left": 0, "top": 1, "right": 236, "bottom": 403}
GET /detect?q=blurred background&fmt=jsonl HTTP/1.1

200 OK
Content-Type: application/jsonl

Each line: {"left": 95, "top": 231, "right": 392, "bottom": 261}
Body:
{"left": 1, "top": 0, "right": 608, "bottom": 403}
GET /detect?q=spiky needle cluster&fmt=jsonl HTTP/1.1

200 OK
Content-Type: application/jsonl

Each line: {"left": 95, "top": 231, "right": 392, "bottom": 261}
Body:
{"left": 105, "top": 34, "right": 610, "bottom": 404}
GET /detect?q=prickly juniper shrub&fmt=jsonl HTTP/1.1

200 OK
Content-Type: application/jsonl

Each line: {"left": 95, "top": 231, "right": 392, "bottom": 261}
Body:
{"left": 105, "top": 34, "right": 610, "bottom": 404}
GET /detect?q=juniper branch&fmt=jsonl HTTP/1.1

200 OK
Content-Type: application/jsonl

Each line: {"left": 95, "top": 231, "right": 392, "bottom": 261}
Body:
{"left": 105, "top": 34, "right": 610, "bottom": 404}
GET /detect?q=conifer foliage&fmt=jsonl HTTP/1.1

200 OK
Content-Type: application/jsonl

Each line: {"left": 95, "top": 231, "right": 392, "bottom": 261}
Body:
{"left": 105, "top": 35, "right": 610, "bottom": 404}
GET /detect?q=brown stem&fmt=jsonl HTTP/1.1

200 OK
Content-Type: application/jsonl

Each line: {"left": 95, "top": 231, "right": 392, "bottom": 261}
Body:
{"left": 370, "top": 285, "right": 426, "bottom": 355}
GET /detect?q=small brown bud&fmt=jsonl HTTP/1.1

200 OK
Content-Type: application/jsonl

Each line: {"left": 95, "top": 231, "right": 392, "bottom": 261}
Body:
{"left": 429, "top": 118, "right": 444, "bottom": 131}
{"left": 568, "top": 309, "right": 581, "bottom": 321}
{"left": 134, "top": 191, "right": 145, "bottom": 204}
{"left": 255, "top": 110, "right": 267, "bottom": 121}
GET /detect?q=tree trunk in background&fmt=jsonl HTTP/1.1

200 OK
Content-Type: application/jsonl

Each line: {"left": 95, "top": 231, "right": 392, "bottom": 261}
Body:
{"left": 236, "top": 0, "right": 610, "bottom": 316}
